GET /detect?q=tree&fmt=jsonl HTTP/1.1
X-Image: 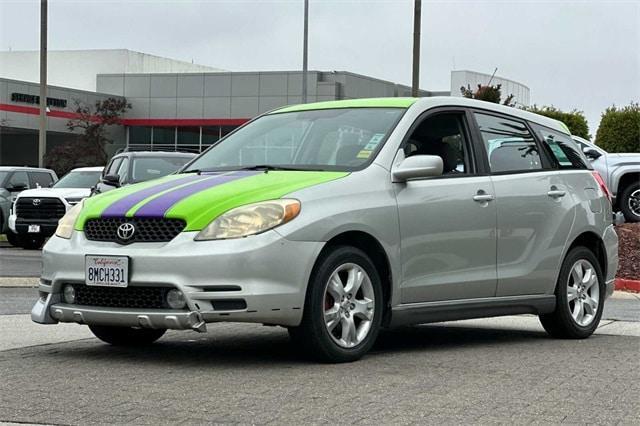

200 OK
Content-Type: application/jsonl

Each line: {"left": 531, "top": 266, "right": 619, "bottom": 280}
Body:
{"left": 524, "top": 105, "right": 590, "bottom": 140}
{"left": 45, "top": 97, "right": 130, "bottom": 175}
{"left": 595, "top": 103, "right": 640, "bottom": 153}
{"left": 461, "top": 84, "right": 515, "bottom": 107}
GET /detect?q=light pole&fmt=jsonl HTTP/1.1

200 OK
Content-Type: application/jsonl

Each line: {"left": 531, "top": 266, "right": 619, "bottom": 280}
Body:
{"left": 302, "top": 0, "right": 309, "bottom": 103}
{"left": 38, "top": 0, "right": 48, "bottom": 167}
{"left": 411, "top": 0, "right": 421, "bottom": 97}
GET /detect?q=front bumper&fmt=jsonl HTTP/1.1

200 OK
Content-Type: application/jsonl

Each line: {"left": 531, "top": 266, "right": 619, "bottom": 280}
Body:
{"left": 33, "top": 230, "right": 324, "bottom": 328}
{"left": 14, "top": 218, "right": 58, "bottom": 236}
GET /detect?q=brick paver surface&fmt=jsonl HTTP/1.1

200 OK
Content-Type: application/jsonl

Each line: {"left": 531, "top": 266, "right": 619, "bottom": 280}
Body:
{"left": 1, "top": 323, "right": 639, "bottom": 424}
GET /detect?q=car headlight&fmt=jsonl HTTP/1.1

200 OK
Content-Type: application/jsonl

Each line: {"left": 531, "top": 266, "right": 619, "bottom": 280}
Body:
{"left": 64, "top": 197, "right": 83, "bottom": 205}
{"left": 55, "top": 200, "right": 85, "bottom": 239}
{"left": 195, "top": 199, "right": 301, "bottom": 241}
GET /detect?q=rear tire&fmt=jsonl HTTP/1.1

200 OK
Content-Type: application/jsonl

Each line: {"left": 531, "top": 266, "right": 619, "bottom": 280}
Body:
{"left": 619, "top": 182, "right": 640, "bottom": 223}
{"left": 289, "top": 245, "right": 383, "bottom": 363}
{"left": 89, "top": 325, "right": 166, "bottom": 346}
{"left": 539, "top": 246, "right": 605, "bottom": 339}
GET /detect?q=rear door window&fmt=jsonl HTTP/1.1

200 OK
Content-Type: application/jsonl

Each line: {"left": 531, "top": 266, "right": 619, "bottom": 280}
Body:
{"left": 474, "top": 113, "right": 544, "bottom": 173}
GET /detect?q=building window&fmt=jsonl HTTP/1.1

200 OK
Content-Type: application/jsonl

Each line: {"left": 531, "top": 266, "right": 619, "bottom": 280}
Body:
{"left": 177, "top": 127, "right": 200, "bottom": 146}
{"left": 153, "top": 127, "right": 175, "bottom": 146}
{"left": 202, "top": 126, "right": 220, "bottom": 146}
{"left": 129, "top": 126, "right": 152, "bottom": 144}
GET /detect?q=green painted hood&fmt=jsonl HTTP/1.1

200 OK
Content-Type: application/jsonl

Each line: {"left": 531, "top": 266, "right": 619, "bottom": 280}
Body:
{"left": 75, "top": 171, "right": 347, "bottom": 232}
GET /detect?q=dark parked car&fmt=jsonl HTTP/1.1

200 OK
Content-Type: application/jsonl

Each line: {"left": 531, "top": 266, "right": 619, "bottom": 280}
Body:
{"left": 93, "top": 151, "right": 196, "bottom": 195}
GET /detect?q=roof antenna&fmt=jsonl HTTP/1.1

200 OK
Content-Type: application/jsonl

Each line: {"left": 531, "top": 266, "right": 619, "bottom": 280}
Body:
{"left": 487, "top": 67, "right": 498, "bottom": 86}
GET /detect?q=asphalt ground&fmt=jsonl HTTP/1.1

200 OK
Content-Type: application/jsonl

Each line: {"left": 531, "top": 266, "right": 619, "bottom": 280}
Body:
{"left": 1, "top": 242, "right": 639, "bottom": 424}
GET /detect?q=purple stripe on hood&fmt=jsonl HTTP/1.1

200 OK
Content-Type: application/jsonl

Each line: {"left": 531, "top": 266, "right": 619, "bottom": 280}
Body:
{"left": 101, "top": 175, "right": 205, "bottom": 218}
{"left": 133, "top": 171, "right": 258, "bottom": 218}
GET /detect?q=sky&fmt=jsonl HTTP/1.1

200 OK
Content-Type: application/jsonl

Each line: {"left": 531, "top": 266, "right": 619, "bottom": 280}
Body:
{"left": 0, "top": 0, "right": 638, "bottom": 135}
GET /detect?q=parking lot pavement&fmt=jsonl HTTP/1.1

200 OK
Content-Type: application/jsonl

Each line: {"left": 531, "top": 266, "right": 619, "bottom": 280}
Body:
{"left": 1, "top": 319, "right": 639, "bottom": 424}
{"left": 0, "top": 243, "right": 42, "bottom": 278}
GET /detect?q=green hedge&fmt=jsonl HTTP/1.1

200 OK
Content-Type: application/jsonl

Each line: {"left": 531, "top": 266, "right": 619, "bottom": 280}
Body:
{"left": 595, "top": 103, "right": 640, "bottom": 153}
{"left": 524, "top": 105, "right": 590, "bottom": 139}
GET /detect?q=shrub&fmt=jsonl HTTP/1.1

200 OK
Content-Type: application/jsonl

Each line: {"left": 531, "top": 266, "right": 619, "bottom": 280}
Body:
{"left": 595, "top": 103, "right": 640, "bottom": 153}
{"left": 524, "top": 105, "right": 590, "bottom": 139}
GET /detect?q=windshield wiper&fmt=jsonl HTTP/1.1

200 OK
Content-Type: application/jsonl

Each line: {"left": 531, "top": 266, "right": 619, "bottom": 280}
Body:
{"left": 236, "top": 165, "right": 328, "bottom": 172}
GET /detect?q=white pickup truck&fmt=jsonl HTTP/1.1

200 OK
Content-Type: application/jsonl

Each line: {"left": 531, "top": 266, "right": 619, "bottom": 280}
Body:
{"left": 573, "top": 136, "right": 640, "bottom": 222}
{"left": 8, "top": 167, "right": 103, "bottom": 249}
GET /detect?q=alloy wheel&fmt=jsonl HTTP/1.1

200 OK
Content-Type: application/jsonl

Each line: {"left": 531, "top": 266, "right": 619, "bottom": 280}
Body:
{"left": 322, "top": 263, "right": 375, "bottom": 348}
{"left": 567, "top": 259, "right": 600, "bottom": 327}
{"left": 628, "top": 189, "right": 640, "bottom": 217}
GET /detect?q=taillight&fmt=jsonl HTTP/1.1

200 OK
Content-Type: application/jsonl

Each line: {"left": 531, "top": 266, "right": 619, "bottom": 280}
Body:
{"left": 592, "top": 171, "right": 612, "bottom": 203}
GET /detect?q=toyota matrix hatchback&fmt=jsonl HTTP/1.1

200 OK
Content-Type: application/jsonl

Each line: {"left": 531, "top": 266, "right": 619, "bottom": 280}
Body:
{"left": 32, "top": 97, "right": 618, "bottom": 362}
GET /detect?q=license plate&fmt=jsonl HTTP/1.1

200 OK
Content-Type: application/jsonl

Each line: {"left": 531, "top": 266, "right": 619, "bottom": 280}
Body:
{"left": 85, "top": 255, "right": 129, "bottom": 287}
{"left": 28, "top": 225, "right": 40, "bottom": 233}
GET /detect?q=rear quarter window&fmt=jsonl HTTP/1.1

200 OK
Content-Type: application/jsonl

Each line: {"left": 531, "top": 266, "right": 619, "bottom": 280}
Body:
{"left": 530, "top": 123, "right": 590, "bottom": 170}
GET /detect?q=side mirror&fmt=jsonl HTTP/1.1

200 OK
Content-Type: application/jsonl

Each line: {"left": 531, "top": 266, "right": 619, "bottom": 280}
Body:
{"left": 8, "top": 182, "right": 28, "bottom": 192}
{"left": 392, "top": 155, "right": 443, "bottom": 182}
{"left": 583, "top": 148, "right": 602, "bottom": 160}
{"left": 102, "top": 174, "right": 121, "bottom": 188}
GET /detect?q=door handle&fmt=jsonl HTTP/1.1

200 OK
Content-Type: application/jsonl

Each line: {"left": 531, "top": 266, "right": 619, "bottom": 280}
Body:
{"left": 547, "top": 189, "right": 566, "bottom": 198}
{"left": 473, "top": 193, "right": 495, "bottom": 202}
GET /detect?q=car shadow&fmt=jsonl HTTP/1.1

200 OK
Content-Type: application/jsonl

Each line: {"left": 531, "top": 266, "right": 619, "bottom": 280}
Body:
{"left": 45, "top": 322, "right": 550, "bottom": 367}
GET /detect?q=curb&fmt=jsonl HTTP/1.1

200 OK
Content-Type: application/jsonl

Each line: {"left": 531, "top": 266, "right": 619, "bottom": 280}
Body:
{"left": 615, "top": 278, "right": 640, "bottom": 293}
{"left": 0, "top": 277, "right": 39, "bottom": 288}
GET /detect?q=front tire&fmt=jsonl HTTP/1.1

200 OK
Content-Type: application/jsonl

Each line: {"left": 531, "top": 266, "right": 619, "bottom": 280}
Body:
{"left": 5, "top": 230, "right": 23, "bottom": 248}
{"left": 539, "top": 247, "right": 605, "bottom": 339}
{"left": 89, "top": 325, "right": 166, "bottom": 346}
{"left": 289, "top": 245, "right": 383, "bottom": 363}
{"left": 619, "top": 182, "right": 640, "bottom": 223}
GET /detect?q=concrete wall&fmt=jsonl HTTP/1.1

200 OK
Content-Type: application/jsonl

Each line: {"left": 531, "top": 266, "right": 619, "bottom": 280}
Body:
{"left": 0, "top": 49, "right": 224, "bottom": 92}
{"left": 450, "top": 70, "right": 530, "bottom": 107}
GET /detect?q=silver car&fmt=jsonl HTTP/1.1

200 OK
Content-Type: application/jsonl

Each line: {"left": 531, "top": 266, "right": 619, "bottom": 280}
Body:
{"left": 32, "top": 97, "right": 618, "bottom": 362}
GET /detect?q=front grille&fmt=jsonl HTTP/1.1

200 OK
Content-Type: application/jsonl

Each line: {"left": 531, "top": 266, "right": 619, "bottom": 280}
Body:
{"left": 72, "top": 284, "right": 168, "bottom": 309}
{"left": 16, "top": 197, "right": 66, "bottom": 220}
{"left": 84, "top": 217, "right": 185, "bottom": 244}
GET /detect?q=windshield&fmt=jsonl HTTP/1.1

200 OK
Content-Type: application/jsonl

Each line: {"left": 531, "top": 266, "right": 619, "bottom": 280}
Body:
{"left": 132, "top": 156, "right": 193, "bottom": 183}
{"left": 0, "top": 171, "right": 8, "bottom": 187}
{"left": 185, "top": 108, "right": 405, "bottom": 172}
{"left": 54, "top": 170, "right": 102, "bottom": 189}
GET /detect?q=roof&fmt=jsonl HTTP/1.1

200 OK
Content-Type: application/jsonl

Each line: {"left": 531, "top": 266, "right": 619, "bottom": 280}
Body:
{"left": 273, "top": 98, "right": 418, "bottom": 113}
{"left": 273, "top": 96, "right": 568, "bottom": 135}
{"left": 0, "top": 166, "right": 55, "bottom": 172}
{"left": 113, "top": 151, "right": 196, "bottom": 158}
{"left": 69, "top": 166, "right": 104, "bottom": 172}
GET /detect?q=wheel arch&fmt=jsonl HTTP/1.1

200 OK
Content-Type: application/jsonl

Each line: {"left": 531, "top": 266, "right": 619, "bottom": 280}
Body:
{"left": 566, "top": 231, "right": 607, "bottom": 279}
{"left": 613, "top": 170, "right": 639, "bottom": 202}
{"left": 319, "top": 230, "right": 394, "bottom": 325}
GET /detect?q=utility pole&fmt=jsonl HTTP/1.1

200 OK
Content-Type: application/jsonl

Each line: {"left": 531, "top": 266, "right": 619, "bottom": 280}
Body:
{"left": 302, "top": 0, "right": 309, "bottom": 103}
{"left": 38, "top": 0, "right": 48, "bottom": 168}
{"left": 411, "top": 0, "right": 421, "bottom": 97}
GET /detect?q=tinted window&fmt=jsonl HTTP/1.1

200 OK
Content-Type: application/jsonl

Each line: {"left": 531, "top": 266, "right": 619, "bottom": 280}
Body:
{"left": 475, "top": 113, "right": 542, "bottom": 173}
{"left": 0, "top": 171, "right": 8, "bottom": 186}
{"left": 116, "top": 158, "right": 130, "bottom": 184}
{"left": 403, "top": 113, "right": 470, "bottom": 175}
{"left": 54, "top": 170, "right": 102, "bottom": 189}
{"left": 131, "top": 156, "right": 192, "bottom": 183}
{"left": 30, "top": 172, "right": 54, "bottom": 188}
{"left": 530, "top": 124, "right": 589, "bottom": 169}
{"left": 106, "top": 158, "right": 123, "bottom": 176}
{"left": 8, "top": 171, "right": 29, "bottom": 188}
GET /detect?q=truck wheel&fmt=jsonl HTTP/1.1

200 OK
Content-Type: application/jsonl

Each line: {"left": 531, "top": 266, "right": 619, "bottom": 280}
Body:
{"left": 619, "top": 182, "right": 640, "bottom": 223}
{"left": 89, "top": 325, "right": 166, "bottom": 346}
{"left": 21, "top": 235, "right": 45, "bottom": 250}
{"left": 539, "top": 246, "right": 605, "bottom": 339}
{"left": 289, "top": 245, "right": 383, "bottom": 363}
{"left": 5, "top": 230, "right": 23, "bottom": 248}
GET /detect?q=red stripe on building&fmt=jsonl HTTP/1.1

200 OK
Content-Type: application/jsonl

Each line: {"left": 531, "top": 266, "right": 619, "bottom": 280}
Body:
{"left": 0, "top": 103, "right": 249, "bottom": 126}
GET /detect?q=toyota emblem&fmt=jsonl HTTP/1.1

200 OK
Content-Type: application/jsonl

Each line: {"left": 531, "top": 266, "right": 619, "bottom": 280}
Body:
{"left": 116, "top": 223, "right": 136, "bottom": 241}
{"left": 32, "top": 198, "right": 41, "bottom": 206}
